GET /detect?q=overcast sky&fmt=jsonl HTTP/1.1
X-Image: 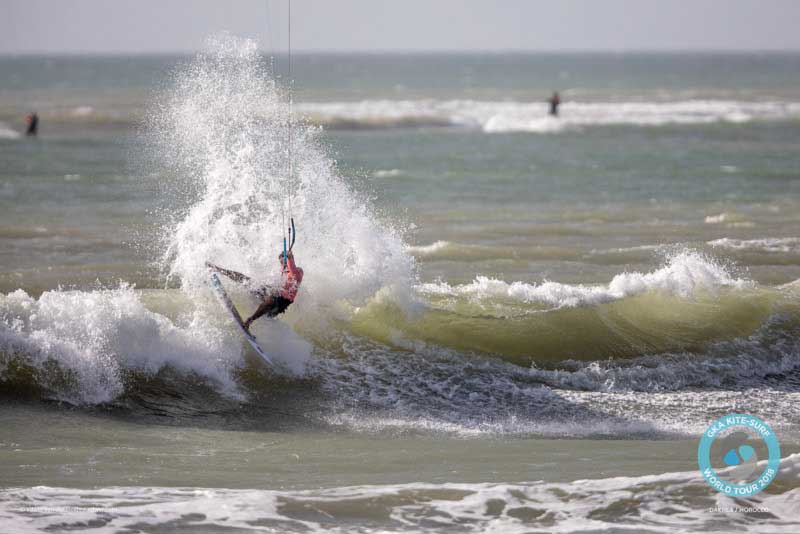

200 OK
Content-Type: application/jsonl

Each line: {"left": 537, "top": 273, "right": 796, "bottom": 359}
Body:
{"left": 3, "top": 0, "right": 800, "bottom": 54}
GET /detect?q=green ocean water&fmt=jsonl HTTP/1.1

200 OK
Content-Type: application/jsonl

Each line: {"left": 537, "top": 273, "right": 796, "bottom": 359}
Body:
{"left": 1, "top": 48, "right": 799, "bottom": 532}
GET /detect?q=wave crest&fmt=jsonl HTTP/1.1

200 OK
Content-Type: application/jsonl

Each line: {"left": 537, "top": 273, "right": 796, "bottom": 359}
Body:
{"left": 420, "top": 251, "right": 747, "bottom": 308}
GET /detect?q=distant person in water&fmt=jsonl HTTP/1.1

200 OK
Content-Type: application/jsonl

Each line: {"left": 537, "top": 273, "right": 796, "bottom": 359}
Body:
{"left": 206, "top": 251, "right": 303, "bottom": 330}
{"left": 548, "top": 92, "right": 560, "bottom": 117}
{"left": 25, "top": 112, "right": 39, "bottom": 136}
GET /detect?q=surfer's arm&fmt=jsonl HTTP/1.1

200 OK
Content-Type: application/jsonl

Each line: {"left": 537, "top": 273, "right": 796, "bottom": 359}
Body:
{"left": 285, "top": 255, "right": 303, "bottom": 282}
{"left": 205, "top": 262, "right": 251, "bottom": 284}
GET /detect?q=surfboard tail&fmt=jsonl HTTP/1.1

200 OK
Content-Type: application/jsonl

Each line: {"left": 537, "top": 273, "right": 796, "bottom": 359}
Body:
{"left": 209, "top": 273, "right": 277, "bottom": 369}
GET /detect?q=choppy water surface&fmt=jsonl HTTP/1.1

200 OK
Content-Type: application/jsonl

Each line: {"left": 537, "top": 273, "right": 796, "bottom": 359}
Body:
{"left": 1, "top": 40, "right": 799, "bottom": 532}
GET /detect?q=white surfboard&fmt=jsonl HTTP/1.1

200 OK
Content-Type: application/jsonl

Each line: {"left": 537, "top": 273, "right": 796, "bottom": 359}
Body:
{"left": 210, "top": 273, "right": 276, "bottom": 368}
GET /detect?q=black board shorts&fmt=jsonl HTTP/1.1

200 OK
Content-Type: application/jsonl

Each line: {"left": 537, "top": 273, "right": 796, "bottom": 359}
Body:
{"left": 265, "top": 296, "right": 292, "bottom": 317}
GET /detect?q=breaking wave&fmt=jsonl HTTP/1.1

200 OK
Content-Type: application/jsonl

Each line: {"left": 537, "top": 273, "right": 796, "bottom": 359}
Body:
{"left": 3, "top": 242, "right": 800, "bottom": 412}
{"left": 0, "top": 286, "right": 243, "bottom": 404}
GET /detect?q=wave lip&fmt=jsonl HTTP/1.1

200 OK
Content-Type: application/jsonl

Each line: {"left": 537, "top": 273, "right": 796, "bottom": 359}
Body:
{"left": 297, "top": 98, "right": 800, "bottom": 133}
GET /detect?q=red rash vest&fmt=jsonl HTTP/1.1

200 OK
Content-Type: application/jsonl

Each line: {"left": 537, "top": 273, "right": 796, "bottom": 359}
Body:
{"left": 279, "top": 256, "right": 303, "bottom": 301}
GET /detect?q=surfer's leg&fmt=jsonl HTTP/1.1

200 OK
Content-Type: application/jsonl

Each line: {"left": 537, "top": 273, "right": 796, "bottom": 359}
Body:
{"left": 243, "top": 297, "right": 276, "bottom": 330}
{"left": 206, "top": 262, "right": 251, "bottom": 284}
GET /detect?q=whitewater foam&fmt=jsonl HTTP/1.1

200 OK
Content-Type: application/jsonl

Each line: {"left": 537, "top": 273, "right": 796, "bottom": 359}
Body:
{"left": 0, "top": 286, "right": 242, "bottom": 404}
{"left": 3, "top": 455, "right": 797, "bottom": 533}
{"left": 704, "top": 212, "right": 755, "bottom": 226}
{"left": 0, "top": 122, "right": 21, "bottom": 140}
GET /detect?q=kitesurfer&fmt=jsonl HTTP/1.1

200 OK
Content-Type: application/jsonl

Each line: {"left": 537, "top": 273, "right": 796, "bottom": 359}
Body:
{"left": 206, "top": 251, "right": 303, "bottom": 330}
{"left": 25, "top": 112, "right": 39, "bottom": 136}
{"left": 548, "top": 92, "right": 560, "bottom": 116}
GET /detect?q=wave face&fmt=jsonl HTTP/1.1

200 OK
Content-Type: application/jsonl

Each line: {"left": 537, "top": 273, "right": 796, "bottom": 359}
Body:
{"left": 297, "top": 99, "right": 800, "bottom": 132}
{"left": 3, "top": 454, "right": 799, "bottom": 533}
